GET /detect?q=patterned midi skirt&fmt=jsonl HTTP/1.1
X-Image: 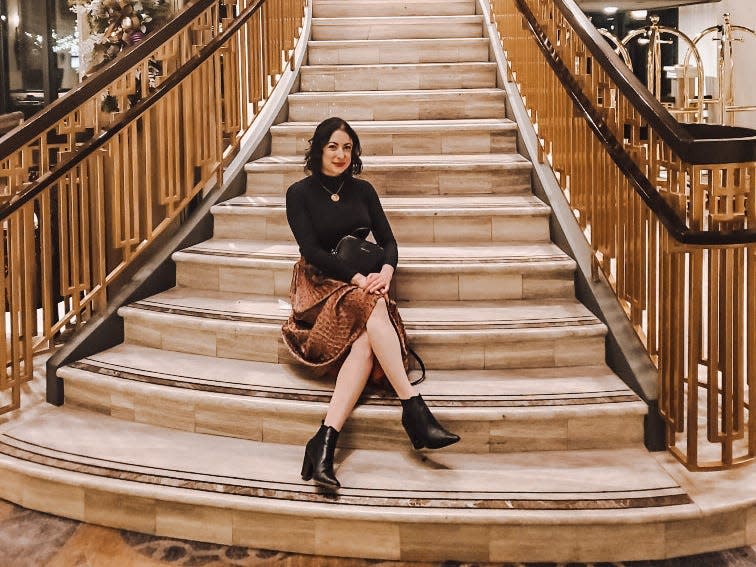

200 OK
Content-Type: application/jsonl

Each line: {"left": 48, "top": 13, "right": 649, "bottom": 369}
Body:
{"left": 281, "top": 259, "right": 409, "bottom": 382}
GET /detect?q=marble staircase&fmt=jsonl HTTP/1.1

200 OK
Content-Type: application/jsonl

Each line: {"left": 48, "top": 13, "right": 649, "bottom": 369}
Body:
{"left": 1, "top": 0, "right": 754, "bottom": 563}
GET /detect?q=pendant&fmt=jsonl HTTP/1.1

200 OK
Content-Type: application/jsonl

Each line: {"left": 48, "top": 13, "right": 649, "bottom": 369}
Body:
{"left": 331, "top": 194, "right": 340, "bottom": 202}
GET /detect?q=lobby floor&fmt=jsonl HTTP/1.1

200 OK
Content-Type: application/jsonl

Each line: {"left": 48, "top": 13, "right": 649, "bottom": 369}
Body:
{"left": 0, "top": 499, "right": 754, "bottom": 567}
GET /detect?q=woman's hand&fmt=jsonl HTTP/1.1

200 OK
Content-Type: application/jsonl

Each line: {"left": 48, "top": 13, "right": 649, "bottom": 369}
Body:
{"left": 365, "top": 265, "right": 394, "bottom": 295}
{"left": 351, "top": 273, "right": 368, "bottom": 288}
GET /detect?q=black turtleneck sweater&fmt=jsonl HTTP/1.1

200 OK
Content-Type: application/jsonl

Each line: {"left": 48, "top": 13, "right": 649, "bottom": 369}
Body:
{"left": 285, "top": 171, "right": 399, "bottom": 282}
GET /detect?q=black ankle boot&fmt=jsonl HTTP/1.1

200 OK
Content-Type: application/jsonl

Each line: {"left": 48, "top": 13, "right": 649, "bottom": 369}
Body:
{"left": 401, "top": 394, "right": 460, "bottom": 450}
{"left": 301, "top": 423, "right": 340, "bottom": 488}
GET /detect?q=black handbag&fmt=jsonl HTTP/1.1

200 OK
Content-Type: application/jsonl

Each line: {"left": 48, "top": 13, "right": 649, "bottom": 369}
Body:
{"left": 333, "top": 228, "right": 385, "bottom": 276}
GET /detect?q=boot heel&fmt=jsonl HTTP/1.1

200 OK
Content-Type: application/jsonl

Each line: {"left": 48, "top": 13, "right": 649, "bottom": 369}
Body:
{"left": 301, "top": 455, "right": 313, "bottom": 481}
{"left": 410, "top": 437, "right": 425, "bottom": 450}
{"left": 300, "top": 424, "right": 341, "bottom": 488}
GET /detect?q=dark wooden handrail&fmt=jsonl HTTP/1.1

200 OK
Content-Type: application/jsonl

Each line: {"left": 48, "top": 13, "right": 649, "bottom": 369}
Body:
{"left": 0, "top": 0, "right": 214, "bottom": 158}
{"left": 552, "top": 0, "right": 755, "bottom": 164}
{"left": 514, "top": 0, "right": 756, "bottom": 246}
{"left": 0, "top": 0, "right": 268, "bottom": 222}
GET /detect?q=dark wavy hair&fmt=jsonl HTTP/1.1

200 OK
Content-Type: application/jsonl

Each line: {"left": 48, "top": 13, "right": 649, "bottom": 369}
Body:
{"left": 304, "top": 117, "right": 363, "bottom": 175}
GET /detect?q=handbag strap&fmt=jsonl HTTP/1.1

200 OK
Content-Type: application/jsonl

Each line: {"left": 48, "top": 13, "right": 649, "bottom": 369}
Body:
{"left": 408, "top": 348, "right": 426, "bottom": 386}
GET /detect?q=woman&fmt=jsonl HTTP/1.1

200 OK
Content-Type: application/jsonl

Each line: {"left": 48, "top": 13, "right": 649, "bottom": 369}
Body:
{"left": 282, "top": 117, "right": 460, "bottom": 488}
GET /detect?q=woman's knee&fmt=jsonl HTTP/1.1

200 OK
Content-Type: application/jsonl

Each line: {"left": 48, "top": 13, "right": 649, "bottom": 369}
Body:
{"left": 350, "top": 332, "right": 373, "bottom": 360}
{"left": 367, "top": 297, "right": 389, "bottom": 325}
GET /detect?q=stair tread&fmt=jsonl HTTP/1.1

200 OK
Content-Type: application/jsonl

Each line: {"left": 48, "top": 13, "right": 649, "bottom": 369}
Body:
{"left": 313, "top": 15, "right": 483, "bottom": 23}
{"left": 271, "top": 118, "right": 517, "bottom": 133}
{"left": 301, "top": 62, "right": 496, "bottom": 71}
{"left": 121, "top": 288, "right": 604, "bottom": 331}
{"left": 174, "top": 239, "right": 574, "bottom": 269}
{"left": 316, "top": 0, "right": 473, "bottom": 4}
{"left": 246, "top": 154, "right": 531, "bottom": 170}
{"left": 307, "top": 38, "right": 489, "bottom": 53}
{"left": 61, "top": 343, "right": 643, "bottom": 412}
{"left": 288, "top": 87, "right": 503, "bottom": 98}
{"left": 308, "top": 38, "right": 489, "bottom": 46}
{"left": 213, "top": 194, "right": 548, "bottom": 216}
{"left": 0, "top": 406, "right": 692, "bottom": 519}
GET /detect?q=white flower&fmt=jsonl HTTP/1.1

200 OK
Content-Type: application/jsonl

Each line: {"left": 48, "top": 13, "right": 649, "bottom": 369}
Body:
{"left": 69, "top": 4, "right": 89, "bottom": 16}
{"left": 79, "top": 32, "right": 104, "bottom": 71}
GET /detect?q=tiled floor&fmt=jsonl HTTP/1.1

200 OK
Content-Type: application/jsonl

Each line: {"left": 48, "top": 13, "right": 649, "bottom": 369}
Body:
{"left": 0, "top": 499, "right": 754, "bottom": 567}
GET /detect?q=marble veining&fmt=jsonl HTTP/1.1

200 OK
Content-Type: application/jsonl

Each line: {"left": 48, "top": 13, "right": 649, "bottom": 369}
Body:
{"left": 181, "top": 246, "right": 569, "bottom": 265}
{"left": 68, "top": 359, "right": 641, "bottom": 408}
{"left": 128, "top": 298, "right": 603, "bottom": 332}
{"left": 0, "top": 437, "right": 692, "bottom": 511}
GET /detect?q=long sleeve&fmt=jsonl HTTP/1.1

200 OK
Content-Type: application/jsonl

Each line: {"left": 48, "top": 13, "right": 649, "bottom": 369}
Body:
{"left": 286, "top": 183, "right": 358, "bottom": 282}
{"left": 365, "top": 183, "right": 398, "bottom": 269}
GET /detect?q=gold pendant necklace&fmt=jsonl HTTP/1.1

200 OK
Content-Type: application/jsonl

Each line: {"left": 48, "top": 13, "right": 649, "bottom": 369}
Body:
{"left": 319, "top": 179, "right": 345, "bottom": 202}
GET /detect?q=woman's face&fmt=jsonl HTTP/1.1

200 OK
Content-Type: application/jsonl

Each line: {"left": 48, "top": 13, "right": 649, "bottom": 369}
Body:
{"left": 320, "top": 129, "right": 352, "bottom": 177}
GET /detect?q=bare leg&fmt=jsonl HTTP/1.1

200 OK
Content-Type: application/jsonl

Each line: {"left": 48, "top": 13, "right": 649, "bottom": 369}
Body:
{"left": 323, "top": 331, "right": 373, "bottom": 431}
{"left": 366, "top": 297, "right": 417, "bottom": 400}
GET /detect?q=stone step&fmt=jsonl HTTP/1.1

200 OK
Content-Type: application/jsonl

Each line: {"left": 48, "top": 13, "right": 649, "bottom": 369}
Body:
{"left": 212, "top": 194, "right": 550, "bottom": 244}
{"left": 312, "top": 16, "right": 484, "bottom": 41}
{"left": 270, "top": 119, "right": 517, "bottom": 156}
{"left": 118, "top": 289, "right": 608, "bottom": 369}
{"left": 173, "top": 240, "right": 576, "bottom": 301}
{"left": 245, "top": 154, "right": 532, "bottom": 196}
{"left": 287, "top": 88, "right": 505, "bottom": 121}
{"left": 5, "top": 406, "right": 744, "bottom": 563}
{"left": 60, "top": 344, "right": 646, "bottom": 453}
{"left": 313, "top": 0, "right": 476, "bottom": 18}
{"left": 300, "top": 62, "right": 497, "bottom": 92}
{"left": 307, "top": 38, "right": 490, "bottom": 65}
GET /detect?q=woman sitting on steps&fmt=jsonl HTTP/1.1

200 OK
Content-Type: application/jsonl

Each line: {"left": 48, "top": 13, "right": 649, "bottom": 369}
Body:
{"left": 282, "top": 117, "right": 460, "bottom": 489}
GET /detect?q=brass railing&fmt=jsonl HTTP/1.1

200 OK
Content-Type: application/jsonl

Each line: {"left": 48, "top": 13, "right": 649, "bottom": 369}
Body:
{"left": 0, "top": 0, "right": 306, "bottom": 414}
{"left": 491, "top": 0, "right": 755, "bottom": 470}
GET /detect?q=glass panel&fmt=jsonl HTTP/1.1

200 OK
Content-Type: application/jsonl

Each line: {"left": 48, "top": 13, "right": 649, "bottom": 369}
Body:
{"left": 52, "top": 0, "right": 78, "bottom": 95}
{"left": 6, "top": 0, "right": 45, "bottom": 116}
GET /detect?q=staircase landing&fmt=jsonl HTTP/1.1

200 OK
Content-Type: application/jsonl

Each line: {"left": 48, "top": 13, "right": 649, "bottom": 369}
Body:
{"left": 2, "top": 400, "right": 754, "bottom": 563}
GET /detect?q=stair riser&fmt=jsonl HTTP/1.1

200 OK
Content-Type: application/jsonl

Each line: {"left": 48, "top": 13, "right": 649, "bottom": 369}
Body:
{"left": 212, "top": 210, "right": 549, "bottom": 243}
{"left": 62, "top": 377, "right": 644, "bottom": 453}
{"left": 271, "top": 128, "right": 517, "bottom": 156}
{"left": 312, "top": 20, "right": 483, "bottom": 41}
{"left": 300, "top": 65, "right": 496, "bottom": 92}
{"left": 175, "top": 261, "right": 574, "bottom": 301}
{"left": 246, "top": 169, "right": 532, "bottom": 196}
{"left": 288, "top": 93, "right": 506, "bottom": 121}
{"left": 122, "top": 315, "right": 606, "bottom": 369}
{"left": 313, "top": 1, "right": 476, "bottom": 17}
{"left": 307, "top": 39, "right": 489, "bottom": 64}
{"left": 0, "top": 463, "right": 724, "bottom": 563}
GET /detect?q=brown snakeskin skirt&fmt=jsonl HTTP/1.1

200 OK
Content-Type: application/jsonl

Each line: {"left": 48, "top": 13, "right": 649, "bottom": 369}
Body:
{"left": 281, "top": 259, "right": 409, "bottom": 382}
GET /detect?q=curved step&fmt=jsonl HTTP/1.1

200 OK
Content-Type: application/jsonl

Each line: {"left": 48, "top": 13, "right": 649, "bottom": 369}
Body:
{"left": 312, "top": 15, "right": 484, "bottom": 41}
{"left": 270, "top": 119, "right": 518, "bottom": 156}
{"left": 5, "top": 406, "right": 752, "bottom": 563}
{"left": 287, "top": 88, "right": 506, "bottom": 121}
{"left": 59, "top": 344, "right": 646, "bottom": 452}
{"left": 306, "top": 38, "right": 490, "bottom": 65}
{"left": 300, "top": 62, "right": 497, "bottom": 92}
{"left": 313, "top": 0, "right": 476, "bottom": 18}
{"left": 212, "top": 194, "right": 549, "bottom": 243}
{"left": 118, "top": 289, "right": 607, "bottom": 369}
{"left": 173, "top": 240, "right": 576, "bottom": 300}
{"left": 245, "top": 154, "right": 531, "bottom": 195}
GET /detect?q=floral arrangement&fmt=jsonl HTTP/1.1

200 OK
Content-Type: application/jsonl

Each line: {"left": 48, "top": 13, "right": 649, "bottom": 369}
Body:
{"left": 69, "top": 0, "right": 173, "bottom": 72}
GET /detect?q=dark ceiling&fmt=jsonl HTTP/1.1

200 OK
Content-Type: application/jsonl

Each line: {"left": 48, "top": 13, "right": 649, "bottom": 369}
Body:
{"left": 577, "top": 0, "right": 721, "bottom": 10}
